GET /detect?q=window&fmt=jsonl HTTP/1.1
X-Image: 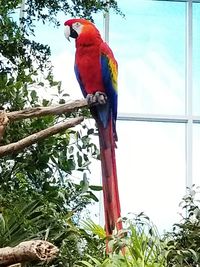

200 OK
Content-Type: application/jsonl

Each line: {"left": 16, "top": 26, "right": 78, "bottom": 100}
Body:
{"left": 116, "top": 121, "right": 185, "bottom": 230}
{"left": 103, "top": 0, "right": 200, "bottom": 231}
{"left": 111, "top": 0, "right": 186, "bottom": 115}
{"left": 45, "top": 0, "right": 200, "bottom": 231}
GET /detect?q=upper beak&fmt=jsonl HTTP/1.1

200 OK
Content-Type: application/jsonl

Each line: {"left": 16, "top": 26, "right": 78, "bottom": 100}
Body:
{"left": 64, "top": 25, "right": 71, "bottom": 42}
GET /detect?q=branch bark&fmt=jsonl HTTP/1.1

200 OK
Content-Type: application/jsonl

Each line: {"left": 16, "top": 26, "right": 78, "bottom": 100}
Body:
{"left": 0, "top": 240, "right": 59, "bottom": 266}
{"left": 7, "top": 99, "right": 88, "bottom": 122}
{"left": 0, "top": 117, "right": 84, "bottom": 157}
{"left": 0, "top": 112, "right": 9, "bottom": 142}
{"left": 0, "top": 99, "right": 89, "bottom": 157}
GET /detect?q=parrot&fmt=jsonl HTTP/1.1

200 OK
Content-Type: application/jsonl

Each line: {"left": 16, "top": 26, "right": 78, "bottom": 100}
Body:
{"left": 64, "top": 18, "right": 122, "bottom": 237}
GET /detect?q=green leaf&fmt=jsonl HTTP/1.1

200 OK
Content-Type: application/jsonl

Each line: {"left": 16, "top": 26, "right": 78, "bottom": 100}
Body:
{"left": 87, "top": 128, "right": 94, "bottom": 135}
{"left": 30, "top": 89, "right": 38, "bottom": 101}
{"left": 84, "top": 192, "right": 99, "bottom": 202}
{"left": 89, "top": 185, "right": 102, "bottom": 191}
{"left": 0, "top": 213, "right": 5, "bottom": 234}
{"left": 80, "top": 173, "right": 89, "bottom": 193}
{"left": 81, "top": 219, "right": 106, "bottom": 239}
{"left": 76, "top": 261, "right": 94, "bottom": 267}
{"left": 77, "top": 151, "right": 83, "bottom": 167}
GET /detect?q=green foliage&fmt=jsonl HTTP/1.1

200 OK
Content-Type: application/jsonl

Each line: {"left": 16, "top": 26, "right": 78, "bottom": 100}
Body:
{"left": 0, "top": 0, "right": 117, "bottom": 265}
{"left": 165, "top": 186, "right": 200, "bottom": 267}
{"left": 0, "top": 198, "right": 49, "bottom": 247}
{"left": 81, "top": 218, "right": 106, "bottom": 239}
{"left": 23, "top": 0, "right": 123, "bottom": 27}
{"left": 111, "top": 214, "right": 166, "bottom": 267}
{"left": 0, "top": 175, "right": 103, "bottom": 266}
{"left": 77, "top": 215, "right": 166, "bottom": 267}
{"left": 76, "top": 188, "right": 200, "bottom": 267}
{"left": 78, "top": 219, "right": 107, "bottom": 262}
{"left": 0, "top": 193, "right": 83, "bottom": 266}
{"left": 77, "top": 254, "right": 115, "bottom": 267}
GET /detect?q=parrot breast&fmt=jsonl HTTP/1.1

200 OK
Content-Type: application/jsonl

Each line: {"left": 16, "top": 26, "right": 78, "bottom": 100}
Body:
{"left": 75, "top": 45, "right": 105, "bottom": 94}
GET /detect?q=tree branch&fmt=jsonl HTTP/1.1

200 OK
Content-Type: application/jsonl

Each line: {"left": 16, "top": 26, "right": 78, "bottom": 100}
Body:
{"left": 0, "top": 112, "right": 9, "bottom": 142}
{"left": 0, "top": 240, "right": 59, "bottom": 266}
{"left": 0, "top": 117, "right": 84, "bottom": 157}
{"left": 7, "top": 99, "right": 88, "bottom": 122}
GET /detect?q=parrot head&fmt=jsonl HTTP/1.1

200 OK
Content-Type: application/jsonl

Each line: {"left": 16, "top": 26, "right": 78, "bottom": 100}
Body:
{"left": 64, "top": 18, "right": 100, "bottom": 43}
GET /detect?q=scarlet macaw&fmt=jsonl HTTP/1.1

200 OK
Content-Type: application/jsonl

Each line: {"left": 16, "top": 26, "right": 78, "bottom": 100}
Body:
{"left": 64, "top": 18, "right": 122, "bottom": 236}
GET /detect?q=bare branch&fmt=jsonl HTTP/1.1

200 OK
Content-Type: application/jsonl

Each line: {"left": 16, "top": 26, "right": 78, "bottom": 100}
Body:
{"left": 0, "top": 240, "right": 59, "bottom": 266}
{"left": 7, "top": 99, "right": 88, "bottom": 122}
{"left": 0, "top": 112, "right": 9, "bottom": 142}
{"left": 0, "top": 117, "right": 84, "bottom": 157}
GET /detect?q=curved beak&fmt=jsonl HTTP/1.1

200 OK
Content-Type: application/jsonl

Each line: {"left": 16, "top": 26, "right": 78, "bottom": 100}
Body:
{"left": 64, "top": 25, "right": 71, "bottom": 41}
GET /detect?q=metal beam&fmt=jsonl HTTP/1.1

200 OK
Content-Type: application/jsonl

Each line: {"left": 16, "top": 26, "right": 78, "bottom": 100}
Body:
{"left": 118, "top": 113, "right": 188, "bottom": 123}
{"left": 103, "top": 6, "right": 110, "bottom": 43}
{"left": 154, "top": 0, "right": 200, "bottom": 2}
{"left": 185, "top": 0, "right": 193, "bottom": 189}
{"left": 118, "top": 113, "right": 200, "bottom": 124}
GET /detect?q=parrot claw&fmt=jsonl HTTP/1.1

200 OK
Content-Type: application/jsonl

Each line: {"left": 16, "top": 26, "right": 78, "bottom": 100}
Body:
{"left": 86, "top": 94, "right": 96, "bottom": 105}
{"left": 94, "top": 92, "right": 107, "bottom": 104}
{"left": 86, "top": 92, "right": 107, "bottom": 105}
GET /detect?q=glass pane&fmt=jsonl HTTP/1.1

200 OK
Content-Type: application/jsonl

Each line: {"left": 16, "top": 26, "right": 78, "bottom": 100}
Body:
{"left": 193, "top": 3, "right": 200, "bottom": 116}
{"left": 110, "top": 0, "right": 186, "bottom": 115}
{"left": 193, "top": 124, "right": 200, "bottom": 186}
{"left": 116, "top": 120, "right": 186, "bottom": 232}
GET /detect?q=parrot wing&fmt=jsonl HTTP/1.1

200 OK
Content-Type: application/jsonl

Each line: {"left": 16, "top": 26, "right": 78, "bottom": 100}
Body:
{"left": 74, "top": 64, "right": 87, "bottom": 98}
{"left": 100, "top": 42, "right": 118, "bottom": 138}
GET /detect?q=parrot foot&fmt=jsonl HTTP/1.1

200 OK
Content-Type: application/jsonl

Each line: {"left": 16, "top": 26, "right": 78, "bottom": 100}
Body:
{"left": 86, "top": 92, "right": 107, "bottom": 105}
{"left": 94, "top": 92, "right": 107, "bottom": 104}
{"left": 86, "top": 94, "right": 96, "bottom": 105}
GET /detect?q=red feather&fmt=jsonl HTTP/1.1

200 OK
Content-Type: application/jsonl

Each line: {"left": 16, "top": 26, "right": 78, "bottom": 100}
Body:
{"left": 75, "top": 44, "right": 105, "bottom": 94}
{"left": 98, "top": 119, "right": 122, "bottom": 236}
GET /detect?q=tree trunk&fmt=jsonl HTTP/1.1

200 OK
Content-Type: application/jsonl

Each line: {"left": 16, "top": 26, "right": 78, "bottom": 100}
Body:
{"left": 0, "top": 240, "right": 59, "bottom": 266}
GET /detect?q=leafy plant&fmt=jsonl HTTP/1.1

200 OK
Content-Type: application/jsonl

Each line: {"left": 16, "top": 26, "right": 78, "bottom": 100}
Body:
{"left": 164, "top": 185, "right": 200, "bottom": 267}
{"left": 81, "top": 218, "right": 106, "bottom": 239}
{"left": 77, "top": 214, "right": 166, "bottom": 267}
{"left": 77, "top": 253, "right": 124, "bottom": 267}
{"left": 116, "top": 213, "right": 166, "bottom": 267}
{"left": 0, "top": 187, "right": 102, "bottom": 266}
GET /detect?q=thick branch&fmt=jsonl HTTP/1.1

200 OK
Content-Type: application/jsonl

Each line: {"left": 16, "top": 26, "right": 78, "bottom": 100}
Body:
{"left": 0, "top": 240, "right": 59, "bottom": 266}
{"left": 7, "top": 99, "right": 88, "bottom": 122}
{"left": 0, "top": 117, "right": 84, "bottom": 157}
{"left": 0, "top": 112, "right": 9, "bottom": 142}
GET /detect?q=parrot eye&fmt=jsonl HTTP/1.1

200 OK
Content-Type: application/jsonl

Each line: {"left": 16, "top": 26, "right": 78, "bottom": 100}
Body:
{"left": 73, "top": 22, "right": 81, "bottom": 29}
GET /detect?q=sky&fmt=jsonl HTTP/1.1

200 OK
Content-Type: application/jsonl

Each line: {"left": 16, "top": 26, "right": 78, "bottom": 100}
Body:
{"left": 31, "top": 0, "right": 200, "bottom": 233}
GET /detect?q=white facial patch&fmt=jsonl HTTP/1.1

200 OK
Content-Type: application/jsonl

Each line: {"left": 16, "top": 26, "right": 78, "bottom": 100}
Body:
{"left": 72, "top": 22, "right": 83, "bottom": 35}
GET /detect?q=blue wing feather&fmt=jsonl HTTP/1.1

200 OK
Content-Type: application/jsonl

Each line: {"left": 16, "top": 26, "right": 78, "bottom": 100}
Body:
{"left": 100, "top": 54, "right": 118, "bottom": 135}
{"left": 74, "top": 64, "right": 87, "bottom": 97}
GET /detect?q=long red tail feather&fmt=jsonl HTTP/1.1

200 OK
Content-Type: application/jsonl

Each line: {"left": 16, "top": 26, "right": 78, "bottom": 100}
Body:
{"left": 98, "top": 119, "right": 122, "bottom": 236}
